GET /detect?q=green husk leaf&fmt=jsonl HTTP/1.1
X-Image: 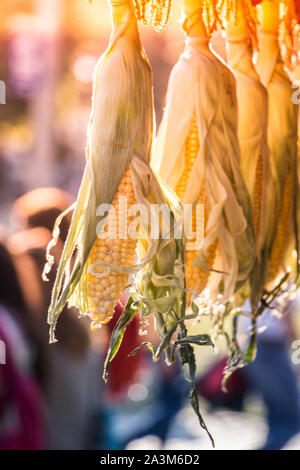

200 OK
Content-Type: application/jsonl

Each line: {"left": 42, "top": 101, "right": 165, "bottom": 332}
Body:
{"left": 177, "top": 327, "right": 215, "bottom": 447}
{"left": 153, "top": 321, "right": 178, "bottom": 362}
{"left": 103, "top": 299, "right": 138, "bottom": 382}
{"left": 222, "top": 314, "right": 257, "bottom": 392}
{"left": 128, "top": 341, "right": 156, "bottom": 358}
{"left": 175, "top": 334, "right": 213, "bottom": 347}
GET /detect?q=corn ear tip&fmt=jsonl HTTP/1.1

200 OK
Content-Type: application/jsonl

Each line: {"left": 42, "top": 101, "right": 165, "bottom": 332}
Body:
{"left": 102, "top": 366, "right": 109, "bottom": 383}
{"left": 42, "top": 271, "right": 49, "bottom": 282}
{"left": 49, "top": 328, "right": 58, "bottom": 344}
{"left": 221, "top": 381, "right": 228, "bottom": 394}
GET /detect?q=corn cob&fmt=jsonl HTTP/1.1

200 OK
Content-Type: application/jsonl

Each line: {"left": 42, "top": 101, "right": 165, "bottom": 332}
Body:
{"left": 255, "top": 0, "right": 299, "bottom": 287}
{"left": 267, "top": 164, "right": 293, "bottom": 283}
{"left": 175, "top": 117, "right": 218, "bottom": 304}
{"left": 224, "top": 0, "right": 275, "bottom": 313}
{"left": 44, "top": 0, "right": 213, "bottom": 446}
{"left": 253, "top": 152, "right": 264, "bottom": 241}
{"left": 86, "top": 168, "right": 138, "bottom": 327}
{"left": 212, "top": 0, "right": 273, "bottom": 379}
{"left": 43, "top": 1, "right": 185, "bottom": 340}
{"left": 152, "top": 0, "right": 255, "bottom": 306}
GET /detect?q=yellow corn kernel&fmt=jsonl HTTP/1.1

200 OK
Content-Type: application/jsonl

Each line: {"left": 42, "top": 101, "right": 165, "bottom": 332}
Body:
{"left": 267, "top": 164, "right": 292, "bottom": 284}
{"left": 253, "top": 151, "right": 264, "bottom": 241}
{"left": 87, "top": 168, "right": 137, "bottom": 326}
{"left": 176, "top": 116, "right": 217, "bottom": 304}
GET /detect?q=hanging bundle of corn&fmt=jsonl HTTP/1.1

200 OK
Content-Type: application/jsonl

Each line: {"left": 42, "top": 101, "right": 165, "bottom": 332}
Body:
{"left": 45, "top": 0, "right": 215, "bottom": 444}
{"left": 43, "top": 0, "right": 182, "bottom": 337}
{"left": 224, "top": 0, "right": 274, "bottom": 290}
{"left": 152, "top": 0, "right": 256, "bottom": 316}
{"left": 254, "top": 0, "right": 299, "bottom": 293}
{"left": 216, "top": 0, "right": 275, "bottom": 380}
{"left": 223, "top": 1, "right": 299, "bottom": 382}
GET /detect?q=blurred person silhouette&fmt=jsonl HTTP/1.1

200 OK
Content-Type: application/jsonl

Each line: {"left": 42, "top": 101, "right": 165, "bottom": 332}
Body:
{"left": 9, "top": 187, "right": 106, "bottom": 449}
{"left": 10, "top": 187, "right": 185, "bottom": 449}
{"left": 8, "top": 224, "right": 103, "bottom": 450}
{"left": 11, "top": 187, "right": 74, "bottom": 242}
{"left": 0, "top": 238, "right": 46, "bottom": 449}
{"left": 102, "top": 308, "right": 188, "bottom": 450}
{"left": 243, "top": 305, "right": 300, "bottom": 450}
{"left": 198, "top": 304, "right": 300, "bottom": 450}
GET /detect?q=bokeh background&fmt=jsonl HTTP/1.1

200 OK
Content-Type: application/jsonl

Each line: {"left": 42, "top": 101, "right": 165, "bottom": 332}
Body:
{"left": 1, "top": 0, "right": 300, "bottom": 451}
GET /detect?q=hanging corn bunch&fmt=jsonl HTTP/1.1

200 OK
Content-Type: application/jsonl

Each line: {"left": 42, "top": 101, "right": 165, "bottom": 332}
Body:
{"left": 221, "top": 1, "right": 299, "bottom": 383}
{"left": 43, "top": 1, "right": 182, "bottom": 336}
{"left": 44, "top": 0, "right": 215, "bottom": 444}
{"left": 254, "top": 0, "right": 299, "bottom": 293}
{"left": 152, "top": 0, "right": 256, "bottom": 318}
{"left": 224, "top": 0, "right": 274, "bottom": 288}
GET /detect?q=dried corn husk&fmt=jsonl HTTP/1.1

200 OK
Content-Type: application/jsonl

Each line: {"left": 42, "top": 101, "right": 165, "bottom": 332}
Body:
{"left": 254, "top": 29, "right": 299, "bottom": 289}
{"left": 43, "top": 9, "right": 214, "bottom": 444}
{"left": 214, "top": 0, "right": 299, "bottom": 386}
{"left": 44, "top": 4, "right": 184, "bottom": 342}
{"left": 225, "top": 20, "right": 275, "bottom": 317}
{"left": 221, "top": 1, "right": 274, "bottom": 374}
{"left": 102, "top": 171, "right": 215, "bottom": 446}
{"left": 152, "top": 35, "right": 256, "bottom": 307}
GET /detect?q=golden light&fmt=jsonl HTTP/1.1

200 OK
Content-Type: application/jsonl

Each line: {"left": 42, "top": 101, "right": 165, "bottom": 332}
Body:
{"left": 72, "top": 54, "right": 98, "bottom": 84}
